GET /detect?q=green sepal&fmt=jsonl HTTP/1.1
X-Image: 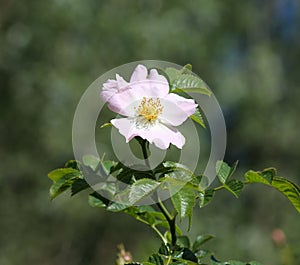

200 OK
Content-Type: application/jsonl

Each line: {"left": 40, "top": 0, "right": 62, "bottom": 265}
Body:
{"left": 190, "top": 107, "right": 206, "bottom": 128}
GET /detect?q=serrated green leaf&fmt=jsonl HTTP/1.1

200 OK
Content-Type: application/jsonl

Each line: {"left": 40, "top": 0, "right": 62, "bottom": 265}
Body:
{"left": 65, "top": 160, "right": 80, "bottom": 170}
{"left": 71, "top": 179, "right": 90, "bottom": 196}
{"left": 165, "top": 67, "right": 181, "bottom": 84}
{"left": 181, "top": 64, "right": 193, "bottom": 73}
{"left": 107, "top": 202, "right": 129, "bottom": 212}
{"left": 225, "top": 179, "right": 244, "bottom": 198}
{"left": 244, "top": 168, "right": 275, "bottom": 185}
{"left": 171, "top": 74, "right": 211, "bottom": 96}
{"left": 216, "top": 161, "right": 238, "bottom": 184}
{"left": 192, "top": 234, "right": 215, "bottom": 251}
{"left": 272, "top": 177, "right": 300, "bottom": 212}
{"left": 244, "top": 170, "right": 300, "bottom": 213}
{"left": 172, "top": 248, "right": 198, "bottom": 263}
{"left": 100, "top": 160, "right": 118, "bottom": 175}
{"left": 177, "top": 236, "right": 190, "bottom": 248}
{"left": 158, "top": 243, "right": 170, "bottom": 256}
{"left": 48, "top": 168, "right": 79, "bottom": 181}
{"left": 49, "top": 171, "right": 82, "bottom": 200}
{"left": 190, "top": 107, "right": 206, "bottom": 128}
{"left": 88, "top": 192, "right": 109, "bottom": 208}
{"left": 148, "top": 254, "right": 164, "bottom": 265}
{"left": 82, "top": 155, "right": 100, "bottom": 171}
{"left": 129, "top": 179, "right": 161, "bottom": 204}
{"left": 198, "top": 189, "right": 215, "bottom": 208}
{"left": 171, "top": 185, "right": 196, "bottom": 219}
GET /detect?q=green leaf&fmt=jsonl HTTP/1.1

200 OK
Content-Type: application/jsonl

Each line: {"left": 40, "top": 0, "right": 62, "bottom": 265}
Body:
{"left": 194, "top": 249, "right": 211, "bottom": 259}
{"left": 271, "top": 177, "right": 300, "bottom": 212}
{"left": 181, "top": 64, "right": 193, "bottom": 73}
{"left": 158, "top": 243, "right": 170, "bottom": 256}
{"left": 49, "top": 171, "right": 82, "bottom": 200}
{"left": 88, "top": 192, "right": 109, "bottom": 208}
{"left": 171, "top": 185, "right": 196, "bottom": 219}
{"left": 82, "top": 155, "right": 100, "bottom": 171}
{"left": 165, "top": 67, "right": 181, "bottom": 83}
{"left": 107, "top": 202, "right": 128, "bottom": 212}
{"left": 190, "top": 107, "right": 206, "bottom": 128}
{"left": 244, "top": 168, "right": 275, "bottom": 185}
{"left": 129, "top": 179, "right": 161, "bottom": 204}
{"left": 100, "top": 160, "right": 118, "bottom": 175}
{"left": 177, "top": 236, "right": 190, "bottom": 248}
{"left": 216, "top": 161, "right": 238, "bottom": 184}
{"left": 172, "top": 248, "right": 198, "bottom": 263}
{"left": 198, "top": 189, "right": 215, "bottom": 208}
{"left": 244, "top": 170, "right": 300, "bottom": 213}
{"left": 65, "top": 160, "right": 80, "bottom": 170}
{"left": 148, "top": 254, "right": 164, "bottom": 265}
{"left": 171, "top": 74, "right": 211, "bottom": 96}
{"left": 225, "top": 179, "right": 244, "bottom": 198}
{"left": 71, "top": 179, "right": 90, "bottom": 196}
{"left": 48, "top": 168, "right": 79, "bottom": 181}
{"left": 192, "top": 234, "right": 215, "bottom": 251}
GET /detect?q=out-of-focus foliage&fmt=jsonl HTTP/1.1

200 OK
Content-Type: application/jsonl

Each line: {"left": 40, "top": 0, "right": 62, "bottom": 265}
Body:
{"left": 0, "top": 0, "right": 299, "bottom": 264}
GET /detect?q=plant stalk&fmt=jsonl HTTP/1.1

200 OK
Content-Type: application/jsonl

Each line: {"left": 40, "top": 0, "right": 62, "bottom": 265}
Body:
{"left": 139, "top": 138, "right": 177, "bottom": 247}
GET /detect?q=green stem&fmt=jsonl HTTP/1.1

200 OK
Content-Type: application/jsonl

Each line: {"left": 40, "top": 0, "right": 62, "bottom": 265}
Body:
{"left": 138, "top": 138, "right": 177, "bottom": 247}
{"left": 151, "top": 225, "right": 168, "bottom": 244}
{"left": 156, "top": 201, "right": 177, "bottom": 247}
{"left": 140, "top": 139, "right": 150, "bottom": 168}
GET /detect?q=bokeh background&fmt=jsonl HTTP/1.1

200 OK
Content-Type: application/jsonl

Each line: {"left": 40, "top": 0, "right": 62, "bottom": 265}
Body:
{"left": 1, "top": 0, "right": 299, "bottom": 264}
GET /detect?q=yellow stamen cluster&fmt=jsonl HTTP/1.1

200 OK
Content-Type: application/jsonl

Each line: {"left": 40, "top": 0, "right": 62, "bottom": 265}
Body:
{"left": 137, "top": 97, "right": 163, "bottom": 121}
{"left": 135, "top": 97, "right": 163, "bottom": 128}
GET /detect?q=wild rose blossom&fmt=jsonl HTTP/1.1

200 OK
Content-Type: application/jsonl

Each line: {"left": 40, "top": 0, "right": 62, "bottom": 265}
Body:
{"left": 100, "top": 64, "right": 197, "bottom": 150}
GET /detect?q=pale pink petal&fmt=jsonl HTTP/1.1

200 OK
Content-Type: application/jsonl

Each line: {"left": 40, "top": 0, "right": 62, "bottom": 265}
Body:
{"left": 159, "top": 95, "right": 197, "bottom": 126}
{"left": 100, "top": 79, "right": 118, "bottom": 102}
{"left": 137, "top": 123, "right": 185, "bottom": 150}
{"left": 148, "top": 69, "right": 168, "bottom": 83}
{"left": 164, "top": 93, "right": 197, "bottom": 116}
{"left": 100, "top": 74, "right": 129, "bottom": 102}
{"left": 111, "top": 118, "right": 185, "bottom": 150}
{"left": 111, "top": 118, "right": 137, "bottom": 142}
{"left": 130, "top": 64, "right": 148, "bottom": 82}
{"left": 116, "top": 74, "right": 129, "bottom": 91}
{"left": 108, "top": 89, "right": 141, "bottom": 116}
{"left": 108, "top": 81, "right": 169, "bottom": 115}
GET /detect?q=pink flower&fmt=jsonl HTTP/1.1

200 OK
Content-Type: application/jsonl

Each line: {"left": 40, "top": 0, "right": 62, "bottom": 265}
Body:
{"left": 101, "top": 64, "right": 197, "bottom": 150}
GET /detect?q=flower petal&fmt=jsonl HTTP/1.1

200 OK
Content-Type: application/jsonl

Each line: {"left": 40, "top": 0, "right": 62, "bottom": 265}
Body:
{"left": 111, "top": 118, "right": 137, "bottom": 142}
{"left": 159, "top": 94, "right": 197, "bottom": 126}
{"left": 148, "top": 69, "right": 168, "bottom": 83}
{"left": 108, "top": 81, "right": 169, "bottom": 116}
{"left": 130, "top": 64, "right": 148, "bottom": 82}
{"left": 100, "top": 74, "right": 129, "bottom": 102}
{"left": 111, "top": 118, "right": 185, "bottom": 150}
{"left": 164, "top": 93, "right": 198, "bottom": 116}
{"left": 138, "top": 123, "right": 185, "bottom": 150}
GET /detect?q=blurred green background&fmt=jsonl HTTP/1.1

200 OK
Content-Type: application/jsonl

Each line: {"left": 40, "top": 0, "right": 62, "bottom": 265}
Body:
{"left": 1, "top": 0, "right": 299, "bottom": 264}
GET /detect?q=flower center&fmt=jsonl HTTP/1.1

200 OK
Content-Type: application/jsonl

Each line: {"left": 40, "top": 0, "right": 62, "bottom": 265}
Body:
{"left": 135, "top": 97, "right": 163, "bottom": 129}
